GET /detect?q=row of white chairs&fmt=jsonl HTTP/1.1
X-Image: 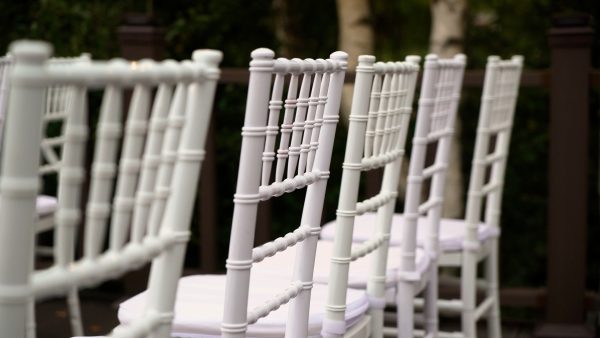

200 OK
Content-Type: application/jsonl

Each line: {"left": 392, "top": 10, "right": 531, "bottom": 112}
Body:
{"left": 0, "top": 40, "right": 522, "bottom": 338}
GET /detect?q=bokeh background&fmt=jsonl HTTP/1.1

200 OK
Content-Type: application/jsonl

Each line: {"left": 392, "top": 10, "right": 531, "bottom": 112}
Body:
{"left": 1, "top": 0, "right": 598, "bottom": 334}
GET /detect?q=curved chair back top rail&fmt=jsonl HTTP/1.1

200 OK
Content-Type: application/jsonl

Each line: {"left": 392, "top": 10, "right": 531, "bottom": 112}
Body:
{"left": 463, "top": 55, "right": 523, "bottom": 248}
{"left": 321, "top": 55, "right": 421, "bottom": 337}
{"left": 400, "top": 53, "right": 467, "bottom": 276}
{"left": 0, "top": 40, "right": 222, "bottom": 338}
{"left": 221, "top": 48, "right": 347, "bottom": 338}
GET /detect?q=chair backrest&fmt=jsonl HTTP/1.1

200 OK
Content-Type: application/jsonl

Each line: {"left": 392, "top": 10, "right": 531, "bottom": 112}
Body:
{"left": 221, "top": 48, "right": 347, "bottom": 338}
{"left": 463, "top": 55, "right": 523, "bottom": 248}
{"left": 0, "top": 40, "right": 221, "bottom": 338}
{"left": 400, "top": 53, "right": 466, "bottom": 275}
{"left": 321, "top": 56, "right": 420, "bottom": 336}
{"left": 39, "top": 54, "right": 91, "bottom": 178}
{"left": 0, "top": 53, "right": 91, "bottom": 178}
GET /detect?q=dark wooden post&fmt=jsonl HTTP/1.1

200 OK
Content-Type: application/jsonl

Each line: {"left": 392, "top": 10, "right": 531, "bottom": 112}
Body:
{"left": 117, "top": 13, "right": 165, "bottom": 60}
{"left": 536, "top": 14, "right": 594, "bottom": 338}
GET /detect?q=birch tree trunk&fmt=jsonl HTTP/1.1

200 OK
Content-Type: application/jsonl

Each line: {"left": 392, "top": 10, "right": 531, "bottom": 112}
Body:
{"left": 430, "top": 0, "right": 467, "bottom": 218}
{"left": 336, "top": 0, "right": 374, "bottom": 120}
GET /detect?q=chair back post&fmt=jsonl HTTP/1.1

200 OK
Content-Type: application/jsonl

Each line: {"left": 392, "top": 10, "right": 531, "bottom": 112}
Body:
{"left": 321, "top": 55, "right": 375, "bottom": 337}
{"left": 424, "top": 54, "right": 466, "bottom": 255}
{"left": 401, "top": 54, "right": 438, "bottom": 267}
{"left": 483, "top": 55, "right": 523, "bottom": 229}
{"left": 0, "top": 40, "right": 51, "bottom": 338}
{"left": 143, "top": 49, "right": 222, "bottom": 338}
{"left": 464, "top": 56, "right": 500, "bottom": 248}
{"left": 221, "top": 48, "right": 276, "bottom": 338}
{"left": 284, "top": 51, "right": 347, "bottom": 338}
{"left": 464, "top": 55, "right": 523, "bottom": 247}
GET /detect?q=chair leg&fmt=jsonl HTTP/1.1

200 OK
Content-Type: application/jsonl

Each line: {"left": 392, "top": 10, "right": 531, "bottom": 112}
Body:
{"left": 423, "top": 265, "right": 438, "bottom": 338}
{"left": 26, "top": 297, "right": 36, "bottom": 338}
{"left": 485, "top": 240, "right": 501, "bottom": 338}
{"left": 27, "top": 234, "right": 37, "bottom": 338}
{"left": 396, "top": 280, "right": 414, "bottom": 338}
{"left": 461, "top": 252, "right": 477, "bottom": 338}
{"left": 67, "top": 287, "right": 84, "bottom": 337}
{"left": 369, "top": 307, "right": 384, "bottom": 338}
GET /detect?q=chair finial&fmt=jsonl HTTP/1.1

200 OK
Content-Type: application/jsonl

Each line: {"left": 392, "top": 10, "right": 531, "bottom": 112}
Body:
{"left": 9, "top": 40, "right": 52, "bottom": 62}
{"left": 193, "top": 49, "right": 224, "bottom": 67}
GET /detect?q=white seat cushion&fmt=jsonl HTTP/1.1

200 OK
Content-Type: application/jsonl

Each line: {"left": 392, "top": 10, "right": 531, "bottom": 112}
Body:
{"left": 252, "top": 240, "right": 430, "bottom": 290}
{"left": 36, "top": 195, "right": 58, "bottom": 217}
{"left": 118, "top": 274, "right": 369, "bottom": 338}
{"left": 320, "top": 213, "right": 500, "bottom": 252}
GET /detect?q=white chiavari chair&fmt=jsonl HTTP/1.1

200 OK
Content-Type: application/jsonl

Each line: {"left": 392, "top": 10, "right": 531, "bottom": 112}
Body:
{"left": 249, "top": 55, "right": 421, "bottom": 338}
{"left": 0, "top": 54, "right": 12, "bottom": 144}
{"left": 0, "top": 52, "right": 91, "bottom": 338}
{"left": 117, "top": 48, "right": 350, "bottom": 338}
{"left": 0, "top": 40, "right": 221, "bottom": 338}
{"left": 320, "top": 56, "right": 420, "bottom": 338}
{"left": 394, "top": 54, "right": 466, "bottom": 338}
{"left": 420, "top": 55, "right": 522, "bottom": 338}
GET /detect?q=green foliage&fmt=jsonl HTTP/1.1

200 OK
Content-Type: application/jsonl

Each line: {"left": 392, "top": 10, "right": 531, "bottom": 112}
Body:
{"left": 154, "top": 0, "right": 277, "bottom": 65}
{"left": 0, "top": 0, "right": 124, "bottom": 57}
{"left": 466, "top": 0, "right": 553, "bottom": 68}
{"left": 371, "top": 0, "right": 431, "bottom": 58}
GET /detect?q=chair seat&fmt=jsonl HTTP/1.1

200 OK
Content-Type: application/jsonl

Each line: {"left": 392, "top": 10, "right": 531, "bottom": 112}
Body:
{"left": 118, "top": 274, "right": 369, "bottom": 338}
{"left": 251, "top": 240, "right": 430, "bottom": 290}
{"left": 36, "top": 195, "right": 57, "bottom": 217}
{"left": 320, "top": 213, "right": 500, "bottom": 252}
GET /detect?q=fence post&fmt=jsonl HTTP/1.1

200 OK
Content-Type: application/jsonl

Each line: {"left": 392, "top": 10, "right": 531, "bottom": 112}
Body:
{"left": 536, "top": 14, "right": 594, "bottom": 338}
{"left": 117, "top": 13, "right": 165, "bottom": 60}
